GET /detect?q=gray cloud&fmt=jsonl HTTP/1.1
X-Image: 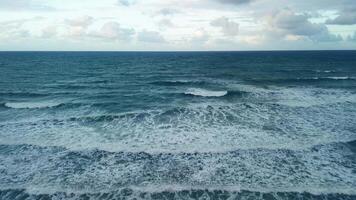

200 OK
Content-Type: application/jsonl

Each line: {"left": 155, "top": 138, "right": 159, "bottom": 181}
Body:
{"left": 211, "top": 17, "right": 239, "bottom": 36}
{"left": 137, "top": 30, "right": 166, "bottom": 43}
{"left": 269, "top": 9, "right": 342, "bottom": 42}
{"left": 213, "top": 0, "right": 253, "bottom": 5}
{"left": 347, "top": 32, "right": 356, "bottom": 41}
{"left": 326, "top": 7, "right": 356, "bottom": 25}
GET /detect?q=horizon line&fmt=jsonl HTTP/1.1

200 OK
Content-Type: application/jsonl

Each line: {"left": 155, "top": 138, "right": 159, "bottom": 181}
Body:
{"left": 0, "top": 49, "right": 356, "bottom": 52}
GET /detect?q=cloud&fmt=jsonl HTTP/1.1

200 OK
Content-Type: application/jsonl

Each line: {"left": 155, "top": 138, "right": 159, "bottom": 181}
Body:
{"left": 137, "top": 30, "right": 166, "bottom": 43}
{"left": 347, "top": 32, "right": 356, "bottom": 41}
{"left": 91, "top": 22, "right": 135, "bottom": 41}
{"left": 12, "top": 30, "right": 30, "bottom": 38}
{"left": 65, "top": 16, "right": 94, "bottom": 38}
{"left": 211, "top": 17, "right": 239, "bottom": 36}
{"left": 326, "top": 7, "right": 356, "bottom": 25}
{"left": 65, "top": 16, "right": 94, "bottom": 27}
{"left": 0, "top": 0, "right": 54, "bottom": 11}
{"left": 212, "top": 0, "right": 254, "bottom": 5}
{"left": 190, "top": 28, "right": 210, "bottom": 45}
{"left": 67, "top": 27, "right": 87, "bottom": 38}
{"left": 156, "top": 8, "right": 180, "bottom": 16}
{"left": 41, "top": 26, "right": 57, "bottom": 38}
{"left": 268, "top": 9, "right": 342, "bottom": 42}
{"left": 118, "top": 0, "right": 136, "bottom": 7}
{"left": 0, "top": 17, "right": 44, "bottom": 39}
{"left": 158, "top": 19, "right": 174, "bottom": 27}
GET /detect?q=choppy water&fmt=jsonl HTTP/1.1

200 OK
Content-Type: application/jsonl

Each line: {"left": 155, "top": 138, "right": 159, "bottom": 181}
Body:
{"left": 0, "top": 51, "right": 356, "bottom": 200}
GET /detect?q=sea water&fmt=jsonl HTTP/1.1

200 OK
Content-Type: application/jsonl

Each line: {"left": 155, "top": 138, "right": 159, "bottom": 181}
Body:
{"left": 0, "top": 51, "right": 356, "bottom": 199}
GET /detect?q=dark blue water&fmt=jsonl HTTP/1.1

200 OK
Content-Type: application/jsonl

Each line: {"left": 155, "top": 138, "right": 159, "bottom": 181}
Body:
{"left": 0, "top": 51, "right": 356, "bottom": 200}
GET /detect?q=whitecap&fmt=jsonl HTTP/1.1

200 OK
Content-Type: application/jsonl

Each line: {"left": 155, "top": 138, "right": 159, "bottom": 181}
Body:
{"left": 5, "top": 101, "right": 61, "bottom": 109}
{"left": 184, "top": 88, "right": 228, "bottom": 97}
{"left": 325, "top": 76, "right": 353, "bottom": 80}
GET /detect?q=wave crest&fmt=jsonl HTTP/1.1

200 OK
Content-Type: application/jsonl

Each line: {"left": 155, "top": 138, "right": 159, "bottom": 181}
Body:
{"left": 4, "top": 101, "right": 62, "bottom": 109}
{"left": 184, "top": 88, "right": 228, "bottom": 97}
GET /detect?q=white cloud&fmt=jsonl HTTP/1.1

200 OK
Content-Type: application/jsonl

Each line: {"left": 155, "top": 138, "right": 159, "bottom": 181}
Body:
{"left": 0, "top": 0, "right": 354, "bottom": 50}
{"left": 0, "top": 0, "right": 54, "bottom": 11}
{"left": 41, "top": 26, "right": 57, "bottom": 38}
{"left": 157, "top": 19, "right": 174, "bottom": 29}
{"left": 190, "top": 28, "right": 210, "bottom": 45}
{"left": 91, "top": 22, "right": 135, "bottom": 41}
{"left": 65, "top": 16, "right": 94, "bottom": 27}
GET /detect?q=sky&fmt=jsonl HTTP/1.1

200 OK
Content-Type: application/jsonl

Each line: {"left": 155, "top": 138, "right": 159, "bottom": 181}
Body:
{"left": 0, "top": 0, "right": 356, "bottom": 51}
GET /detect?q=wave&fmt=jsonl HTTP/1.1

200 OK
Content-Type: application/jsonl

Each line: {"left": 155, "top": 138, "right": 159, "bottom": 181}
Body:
{"left": 315, "top": 70, "right": 334, "bottom": 73}
{"left": 150, "top": 80, "right": 199, "bottom": 86}
{"left": 303, "top": 76, "right": 355, "bottom": 81}
{"left": 0, "top": 92, "right": 49, "bottom": 98}
{"left": 4, "top": 101, "right": 62, "bottom": 109}
{"left": 324, "top": 76, "right": 355, "bottom": 80}
{"left": 251, "top": 77, "right": 356, "bottom": 85}
{"left": 306, "top": 77, "right": 354, "bottom": 80}
{"left": 184, "top": 88, "right": 228, "bottom": 97}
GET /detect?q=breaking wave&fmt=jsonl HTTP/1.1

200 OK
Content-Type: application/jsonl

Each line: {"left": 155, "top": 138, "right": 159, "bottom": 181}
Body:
{"left": 4, "top": 101, "right": 62, "bottom": 109}
{"left": 184, "top": 88, "right": 228, "bottom": 97}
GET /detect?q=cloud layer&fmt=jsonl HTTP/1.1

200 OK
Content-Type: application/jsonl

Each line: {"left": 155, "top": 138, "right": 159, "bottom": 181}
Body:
{"left": 0, "top": 0, "right": 355, "bottom": 50}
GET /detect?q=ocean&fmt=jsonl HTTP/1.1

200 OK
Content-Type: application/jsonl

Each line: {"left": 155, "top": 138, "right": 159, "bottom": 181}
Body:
{"left": 0, "top": 51, "right": 355, "bottom": 200}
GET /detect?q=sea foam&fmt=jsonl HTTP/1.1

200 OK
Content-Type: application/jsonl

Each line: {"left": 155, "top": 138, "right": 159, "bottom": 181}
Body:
{"left": 184, "top": 88, "right": 228, "bottom": 97}
{"left": 5, "top": 101, "right": 61, "bottom": 109}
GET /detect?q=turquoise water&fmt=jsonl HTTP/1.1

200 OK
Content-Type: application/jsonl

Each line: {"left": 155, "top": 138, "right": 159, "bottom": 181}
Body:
{"left": 0, "top": 51, "right": 356, "bottom": 199}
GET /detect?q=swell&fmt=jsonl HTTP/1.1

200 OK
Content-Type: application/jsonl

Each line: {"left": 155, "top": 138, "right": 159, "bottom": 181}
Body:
{"left": 251, "top": 77, "right": 356, "bottom": 84}
{"left": 149, "top": 80, "right": 209, "bottom": 86}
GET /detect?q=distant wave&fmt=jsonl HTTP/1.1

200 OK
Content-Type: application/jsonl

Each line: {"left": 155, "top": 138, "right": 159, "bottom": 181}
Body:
{"left": 315, "top": 70, "right": 334, "bottom": 73}
{"left": 4, "top": 101, "right": 62, "bottom": 109}
{"left": 149, "top": 80, "right": 207, "bottom": 86}
{"left": 259, "top": 76, "right": 356, "bottom": 84}
{"left": 324, "top": 76, "right": 354, "bottom": 80}
{"left": 299, "top": 77, "right": 356, "bottom": 81}
{"left": 184, "top": 88, "right": 228, "bottom": 97}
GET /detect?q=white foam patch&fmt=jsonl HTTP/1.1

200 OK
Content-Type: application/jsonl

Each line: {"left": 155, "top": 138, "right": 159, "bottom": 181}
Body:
{"left": 326, "top": 76, "right": 354, "bottom": 80}
{"left": 229, "top": 83, "right": 356, "bottom": 107}
{"left": 0, "top": 99, "right": 355, "bottom": 154}
{"left": 185, "top": 88, "right": 227, "bottom": 97}
{"left": 5, "top": 101, "right": 61, "bottom": 109}
{"left": 0, "top": 142, "right": 355, "bottom": 196}
{"left": 1, "top": 85, "right": 356, "bottom": 154}
{"left": 274, "top": 88, "right": 356, "bottom": 107}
